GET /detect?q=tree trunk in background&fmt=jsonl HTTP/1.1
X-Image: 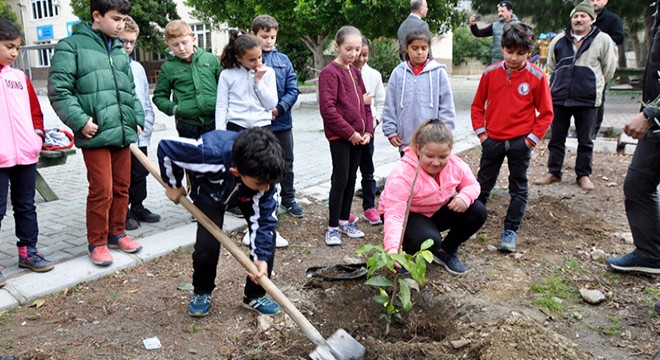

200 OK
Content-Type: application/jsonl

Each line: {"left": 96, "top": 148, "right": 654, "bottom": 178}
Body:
{"left": 301, "top": 34, "right": 330, "bottom": 80}
{"left": 618, "top": 44, "right": 626, "bottom": 68}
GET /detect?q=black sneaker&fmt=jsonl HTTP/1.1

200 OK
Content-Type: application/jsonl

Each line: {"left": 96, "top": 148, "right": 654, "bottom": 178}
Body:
{"left": 227, "top": 206, "right": 243, "bottom": 218}
{"left": 132, "top": 205, "right": 161, "bottom": 223}
{"left": 606, "top": 251, "right": 660, "bottom": 275}
{"left": 432, "top": 249, "right": 468, "bottom": 275}
{"left": 125, "top": 210, "right": 140, "bottom": 230}
{"left": 18, "top": 252, "right": 54, "bottom": 272}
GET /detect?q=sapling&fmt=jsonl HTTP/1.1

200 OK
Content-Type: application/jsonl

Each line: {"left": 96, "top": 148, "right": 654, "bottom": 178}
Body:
{"left": 356, "top": 239, "right": 434, "bottom": 335}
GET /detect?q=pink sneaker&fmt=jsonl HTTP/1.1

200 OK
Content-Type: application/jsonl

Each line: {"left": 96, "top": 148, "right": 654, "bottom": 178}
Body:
{"left": 108, "top": 234, "right": 143, "bottom": 253}
{"left": 364, "top": 208, "right": 382, "bottom": 225}
{"left": 89, "top": 245, "right": 113, "bottom": 266}
{"left": 348, "top": 213, "right": 359, "bottom": 224}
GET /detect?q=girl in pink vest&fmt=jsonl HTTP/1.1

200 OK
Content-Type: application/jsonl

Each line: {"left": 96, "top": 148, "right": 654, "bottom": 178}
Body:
{"left": 0, "top": 19, "right": 54, "bottom": 287}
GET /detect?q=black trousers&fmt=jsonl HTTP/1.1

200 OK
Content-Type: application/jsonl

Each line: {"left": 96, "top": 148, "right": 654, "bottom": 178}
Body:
{"left": 400, "top": 200, "right": 487, "bottom": 255}
{"left": 273, "top": 129, "right": 296, "bottom": 207}
{"left": 0, "top": 164, "right": 38, "bottom": 248}
{"left": 477, "top": 136, "right": 531, "bottom": 232}
{"left": 624, "top": 133, "right": 660, "bottom": 260}
{"left": 128, "top": 146, "right": 148, "bottom": 208}
{"left": 328, "top": 139, "right": 363, "bottom": 227}
{"left": 359, "top": 139, "right": 376, "bottom": 210}
{"left": 547, "top": 105, "right": 598, "bottom": 179}
{"left": 192, "top": 200, "right": 275, "bottom": 298}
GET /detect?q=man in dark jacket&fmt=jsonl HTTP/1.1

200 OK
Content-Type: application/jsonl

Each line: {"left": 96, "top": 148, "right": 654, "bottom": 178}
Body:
{"left": 397, "top": 0, "right": 433, "bottom": 60}
{"left": 591, "top": 0, "right": 624, "bottom": 138}
{"left": 469, "top": 1, "right": 519, "bottom": 63}
{"left": 606, "top": 1, "right": 660, "bottom": 305}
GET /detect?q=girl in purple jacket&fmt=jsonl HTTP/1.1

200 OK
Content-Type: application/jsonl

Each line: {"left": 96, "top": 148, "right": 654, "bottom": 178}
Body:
{"left": 318, "top": 26, "right": 374, "bottom": 246}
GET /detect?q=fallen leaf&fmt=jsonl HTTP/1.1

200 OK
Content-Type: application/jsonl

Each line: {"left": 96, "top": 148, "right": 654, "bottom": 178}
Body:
{"left": 125, "top": 290, "right": 139, "bottom": 294}
{"left": 188, "top": 348, "right": 198, "bottom": 354}
{"left": 31, "top": 299, "right": 46, "bottom": 308}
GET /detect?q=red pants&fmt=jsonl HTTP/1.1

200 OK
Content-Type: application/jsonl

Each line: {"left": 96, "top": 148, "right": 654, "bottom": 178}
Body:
{"left": 82, "top": 147, "right": 131, "bottom": 247}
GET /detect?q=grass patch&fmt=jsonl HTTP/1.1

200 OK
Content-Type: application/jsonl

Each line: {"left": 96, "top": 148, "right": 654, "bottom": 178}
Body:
{"left": 530, "top": 276, "right": 579, "bottom": 313}
{"left": 643, "top": 287, "right": 660, "bottom": 297}
{"left": 598, "top": 317, "right": 622, "bottom": 336}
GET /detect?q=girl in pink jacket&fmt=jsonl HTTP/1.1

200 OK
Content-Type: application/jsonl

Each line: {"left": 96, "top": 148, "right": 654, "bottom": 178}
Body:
{"left": 0, "top": 19, "right": 54, "bottom": 287}
{"left": 378, "top": 119, "right": 487, "bottom": 275}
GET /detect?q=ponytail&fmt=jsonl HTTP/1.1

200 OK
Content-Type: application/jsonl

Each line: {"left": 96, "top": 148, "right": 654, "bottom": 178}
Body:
{"left": 220, "top": 30, "right": 262, "bottom": 69}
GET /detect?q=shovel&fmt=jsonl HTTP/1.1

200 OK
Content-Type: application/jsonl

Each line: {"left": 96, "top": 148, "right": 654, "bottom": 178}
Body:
{"left": 129, "top": 144, "right": 365, "bottom": 360}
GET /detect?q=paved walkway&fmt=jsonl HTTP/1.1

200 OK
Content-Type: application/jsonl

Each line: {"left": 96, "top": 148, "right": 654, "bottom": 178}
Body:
{"left": 0, "top": 76, "right": 639, "bottom": 310}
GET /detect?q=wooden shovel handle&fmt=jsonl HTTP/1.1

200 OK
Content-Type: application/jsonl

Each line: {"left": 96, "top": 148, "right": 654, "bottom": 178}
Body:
{"left": 129, "top": 144, "right": 329, "bottom": 347}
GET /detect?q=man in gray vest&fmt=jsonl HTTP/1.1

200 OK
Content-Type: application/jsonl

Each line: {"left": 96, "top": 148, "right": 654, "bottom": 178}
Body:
{"left": 397, "top": 0, "right": 433, "bottom": 60}
{"left": 469, "top": 1, "right": 519, "bottom": 64}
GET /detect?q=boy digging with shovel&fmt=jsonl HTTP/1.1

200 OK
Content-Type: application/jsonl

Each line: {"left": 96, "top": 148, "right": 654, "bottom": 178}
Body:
{"left": 157, "top": 127, "right": 286, "bottom": 317}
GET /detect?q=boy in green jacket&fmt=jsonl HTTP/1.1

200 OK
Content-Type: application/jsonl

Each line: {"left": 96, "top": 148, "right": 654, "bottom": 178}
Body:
{"left": 48, "top": 0, "right": 145, "bottom": 266}
{"left": 153, "top": 20, "right": 222, "bottom": 140}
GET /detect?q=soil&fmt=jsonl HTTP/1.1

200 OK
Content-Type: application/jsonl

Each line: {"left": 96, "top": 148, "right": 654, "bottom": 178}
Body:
{"left": 1, "top": 143, "right": 659, "bottom": 360}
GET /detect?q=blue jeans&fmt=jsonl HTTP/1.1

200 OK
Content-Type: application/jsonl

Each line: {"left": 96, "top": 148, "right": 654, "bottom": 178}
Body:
{"left": 0, "top": 164, "right": 39, "bottom": 248}
{"left": 359, "top": 139, "right": 376, "bottom": 210}
{"left": 477, "top": 136, "right": 531, "bottom": 232}
{"left": 624, "top": 133, "right": 660, "bottom": 260}
{"left": 273, "top": 129, "right": 296, "bottom": 207}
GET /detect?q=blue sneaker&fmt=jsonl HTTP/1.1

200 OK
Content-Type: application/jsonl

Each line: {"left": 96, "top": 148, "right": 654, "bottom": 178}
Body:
{"left": 242, "top": 295, "right": 282, "bottom": 316}
{"left": 606, "top": 252, "right": 660, "bottom": 275}
{"left": 18, "top": 252, "right": 54, "bottom": 272}
{"left": 655, "top": 301, "right": 660, "bottom": 313}
{"left": 0, "top": 269, "right": 5, "bottom": 288}
{"left": 286, "top": 202, "right": 304, "bottom": 218}
{"left": 499, "top": 230, "right": 517, "bottom": 253}
{"left": 432, "top": 249, "right": 468, "bottom": 275}
{"left": 188, "top": 293, "right": 212, "bottom": 317}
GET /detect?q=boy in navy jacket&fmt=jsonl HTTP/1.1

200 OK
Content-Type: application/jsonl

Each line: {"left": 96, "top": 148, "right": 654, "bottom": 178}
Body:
{"left": 158, "top": 128, "right": 286, "bottom": 317}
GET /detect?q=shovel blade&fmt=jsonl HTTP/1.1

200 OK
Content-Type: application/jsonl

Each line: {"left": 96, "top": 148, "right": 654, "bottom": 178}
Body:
{"left": 309, "top": 328, "right": 365, "bottom": 360}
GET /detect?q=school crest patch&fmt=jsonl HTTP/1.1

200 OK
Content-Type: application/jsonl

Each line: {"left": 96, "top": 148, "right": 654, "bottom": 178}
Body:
{"left": 518, "top": 82, "right": 530, "bottom": 96}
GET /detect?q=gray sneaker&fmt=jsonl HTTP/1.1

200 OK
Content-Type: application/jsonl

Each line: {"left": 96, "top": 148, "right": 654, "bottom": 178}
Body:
{"left": 498, "top": 230, "right": 517, "bottom": 253}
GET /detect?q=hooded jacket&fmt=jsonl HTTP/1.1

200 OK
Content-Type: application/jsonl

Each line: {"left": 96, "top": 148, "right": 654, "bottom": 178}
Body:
{"left": 378, "top": 147, "right": 480, "bottom": 254}
{"left": 382, "top": 60, "right": 455, "bottom": 151}
{"left": 157, "top": 130, "right": 278, "bottom": 262}
{"left": 261, "top": 49, "right": 299, "bottom": 132}
{"left": 48, "top": 23, "right": 144, "bottom": 148}
{"left": 153, "top": 47, "right": 221, "bottom": 127}
{"left": 547, "top": 26, "right": 617, "bottom": 108}
{"left": 0, "top": 65, "right": 44, "bottom": 168}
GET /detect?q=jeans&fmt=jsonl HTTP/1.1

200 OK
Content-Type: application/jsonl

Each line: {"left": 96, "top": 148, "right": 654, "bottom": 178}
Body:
{"left": 128, "top": 146, "right": 148, "bottom": 208}
{"left": 400, "top": 200, "right": 487, "bottom": 255}
{"left": 624, "top": 133, "right": 660, "bottom": 260}
{"left": 273, "top": 129, "right": 296, "bottom": 207}
{"left": 0, "top": 164, "right": 39, "bottom": 248}
{"left": 547, "top": 105, "right": 598, "bottom": 179}
{"left": 82, "top": 146, "right": 131, "bottom": 247}
{"left": 477, "top": 136, "right": 531, "bottom": 232}
{"left": 359, "top": 139, "right": 376, "bottom": 210}
{"left": 192, "top": 200, "right": 275, "bottom": 298}
{"left": 328, "top": 140, "right": 363, "bottom": 227}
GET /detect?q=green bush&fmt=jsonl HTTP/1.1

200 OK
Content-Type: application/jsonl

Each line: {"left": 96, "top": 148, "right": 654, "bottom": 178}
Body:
{"left": 452, "top": 27, "right": 491, "bottom": 66}
{"left": 367, "top": 37, "right": 401, "bottom": 83}
{"left": 277, "top": 40, "right": 313, "bottom": 83}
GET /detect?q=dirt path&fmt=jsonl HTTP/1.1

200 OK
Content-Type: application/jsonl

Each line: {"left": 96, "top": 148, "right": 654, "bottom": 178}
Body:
{"left": 1, "top": 144, "right": 658, "bottom": 359}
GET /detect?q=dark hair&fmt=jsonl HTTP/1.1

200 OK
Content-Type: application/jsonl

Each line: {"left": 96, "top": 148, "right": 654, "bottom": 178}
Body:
{"left": 220, "top": 30, "right": 262, "bottom": 68}
{"left": 411, "top": 0, "right": 425, "bottom": 11}
{"left": 501, "top": 22, "right": 536, "bottom": 53}
{"left": 232, "top": 127, "right": 286, "bottom": 184}
{"left": 405, "top": 29, "right": 431, "bottom": 47}
{"left": 335, "top": 26, "right": 361, "bottom": 46}
{"left": 361, "top": 36, "right": 371, "bottom": 49}
{"left": 0, "top": 18, "right": 23, "bottom": 42}
{"left": 251, "top": 15, "right": 279, "bottom": 34}
{"left": 411, "top": 119, "right": 453, "bottom": 150}
{"left": 90, "top": 0, "right": 132, "bottom": 17}
{"left": 497, "top": 1, "right": 513, "bottom": 11}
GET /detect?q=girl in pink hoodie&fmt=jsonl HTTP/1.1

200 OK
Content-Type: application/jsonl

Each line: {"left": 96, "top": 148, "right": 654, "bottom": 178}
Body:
{"left": 378, "top": 119, "right": 487, "bottom": 275}
{"left": 0, "top": 19, "right": 54, "bottom": 286}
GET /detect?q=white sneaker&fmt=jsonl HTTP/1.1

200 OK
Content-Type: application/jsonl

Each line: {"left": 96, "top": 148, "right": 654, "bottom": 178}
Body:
{"left": 339, "top": 223, "right": 365, "bottom": 238}
{"left": 242, "top": 231, "right": 250, "bottom": 246}
{"left": 325, "top": 229, "right": 342, "bottom": 246}
{"left": 275, "top": 231, "right": 289, "bottom": 248}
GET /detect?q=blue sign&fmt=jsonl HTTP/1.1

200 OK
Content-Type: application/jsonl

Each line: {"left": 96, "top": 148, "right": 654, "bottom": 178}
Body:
{"left": 37, "top": 25, "right": 53, "bottom": 40}
{"left": 66, "top": 20, "right": 81, "bottom": 37}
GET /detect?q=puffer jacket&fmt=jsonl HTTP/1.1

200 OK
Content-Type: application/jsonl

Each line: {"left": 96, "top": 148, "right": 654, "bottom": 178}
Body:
{"left": 378, "top": 147, "right": 480, "bottom": 254}
{"left": 547, "top": 26, "right": 617, "bottom": 108}
{"left": 48, "top": 23, "right": 144, "bottom": 148}
{"left": 153, "top": 47, "right": 221, "bottom": 127}
{"left": 382, "top": 60, "right": 456, "bottom": 151}
{"left": 0, "top": 65, "right": 44, "bottom": 168}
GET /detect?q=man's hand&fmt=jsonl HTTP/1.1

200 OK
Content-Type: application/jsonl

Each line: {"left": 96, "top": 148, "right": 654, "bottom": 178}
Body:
{"left": 166, "top": 186, "right": 186, "bottom": 204}
{"left": 248, "top": 260, "right": 268, "bottom": 283}
{"left": 82, "top": 117, "right": 98, "bottom": 139}
{"left": 447, "top": 197, "right": 468, "bottom": 213}
{"left": 624, "top": 112, "right": 651, "bottom": 140}
{"left": 388, "top": 135, "right": 404, "bottom": 147}
{"left": 469, "top": 14, "right": 478, "bottom": 25}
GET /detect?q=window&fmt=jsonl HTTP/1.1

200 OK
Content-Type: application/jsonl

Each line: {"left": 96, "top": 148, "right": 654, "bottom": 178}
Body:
{"left": 192, "top": 24, "right": 211, "bottom": 51}
{"left": 31, "top": 0, "right": 59, "bottom": 20}
{"left": 37, "top": 42, "right": 54, "bottom": 67}
{"left": 151, "top": 52, "right": 166, "bottom": 61}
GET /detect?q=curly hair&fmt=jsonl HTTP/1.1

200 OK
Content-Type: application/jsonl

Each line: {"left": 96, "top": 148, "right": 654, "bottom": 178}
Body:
{"left": 231, "top": 128, "right": 286, "bottom": 185}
